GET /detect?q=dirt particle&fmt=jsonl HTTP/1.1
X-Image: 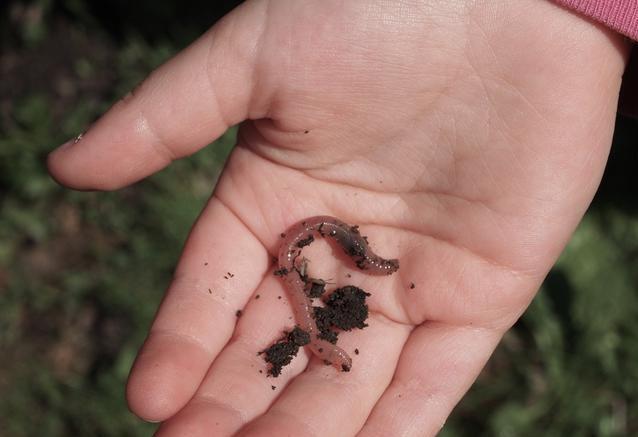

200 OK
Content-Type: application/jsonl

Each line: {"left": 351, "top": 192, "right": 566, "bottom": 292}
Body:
{"left": 227, "top": 272, "right": 234, "bottom": 278}
{"left": 235, "top": 310, "right": 242, "bottom": 318}
{"left": 296, "top": 234, "right": 314, "bottom": 248}
{"left": 409, "top": 282, "right": 415, "bottom": 289}
{"left": 208, "top": 288, "right": 212, "bottom": 294}
{"left": 255, "top": 294, "right": 261, "bottom": 300}
{"left": 280, "top": 233, "right": 286, "bottom": 238}
{"left": 346, "top": 273, "right": 352, "bottom": 278}
{"left": 354, "top": 348, "right": 359, "bottom": 355}
{"left": 306, "top": 280, "right": 326, "bottom": 298}
{"left": 274, "top": 267, "right": 289, "bottom": 277}
{"left": 204, "top": 262, "right": 208, "bottom": 266}
{"left": 304, "top": 130, "right": 309, "bottom": 134}
{"left": 271, "top": 385, "right": 276, "bottom": 390}
{"left": 277, "top": 295, "right": 282, "bottom": 300}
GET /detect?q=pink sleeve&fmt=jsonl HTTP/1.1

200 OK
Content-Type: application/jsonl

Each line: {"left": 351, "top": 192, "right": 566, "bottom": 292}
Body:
{"left": 553, "top": 0, "right": 638, "bottom": 40}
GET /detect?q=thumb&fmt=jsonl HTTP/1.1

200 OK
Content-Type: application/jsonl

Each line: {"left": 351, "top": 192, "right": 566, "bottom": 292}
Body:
{"left": 48, "top": 2, "right": 263, "bottom": 190}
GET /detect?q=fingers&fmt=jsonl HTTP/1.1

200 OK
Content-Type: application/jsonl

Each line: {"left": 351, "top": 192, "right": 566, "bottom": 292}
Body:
{"left": 238, "top": 317, "right": 411, "bottom": 436}
{"left": 154, "top": 274, "right": 311, "bottom": 436}
{"left": 48, "top": 2, "right": 264, "bottom": 190}
{"left": 151, "top": 291, "right": 501, "bottom": 437}
{"left": 357, "top": 322, "right": 502, "bottom": 437}
{"left": 126, "top": 198, "right": 270, "bottom": 422}
{"left": 155, "top": 275, "right": 411, "bottom": 437}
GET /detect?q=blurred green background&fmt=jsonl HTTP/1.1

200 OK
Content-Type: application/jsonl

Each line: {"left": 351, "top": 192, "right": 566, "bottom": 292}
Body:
{"left": 0, "top": 1, "right": 637, "bottom": 436}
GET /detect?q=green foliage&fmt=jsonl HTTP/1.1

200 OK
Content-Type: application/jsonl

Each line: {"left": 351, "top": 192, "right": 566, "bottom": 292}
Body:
{"left": 1, "top": 108, "right": 234, "bottom": 436}
{"left": 446, "top": 208, "right": 638, "bottom": 436}
{"left": 1, "top": 4, "right": 234, "bottom": 435}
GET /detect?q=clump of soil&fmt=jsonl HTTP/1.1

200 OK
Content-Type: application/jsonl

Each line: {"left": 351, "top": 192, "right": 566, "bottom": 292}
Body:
{"left": 263, "top": 286, "right": 371, "bottom": 377}
{"left": 261, "top": 326, "right": 310, "bottom": 377}
{"left": 314, "top": 286, "right": 370, "bottom": 344}
{"left": 324, "top": 286, "right": 370, "bottom": 330}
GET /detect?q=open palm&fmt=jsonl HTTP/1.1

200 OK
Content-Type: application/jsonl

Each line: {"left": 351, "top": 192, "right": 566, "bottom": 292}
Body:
{"left": 48, "top": 1, "right": 627, "bottom": 436}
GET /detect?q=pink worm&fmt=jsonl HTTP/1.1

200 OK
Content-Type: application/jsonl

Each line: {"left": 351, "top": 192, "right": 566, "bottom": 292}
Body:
{"left": 277, "top": 216, "right": 399, "bottom": 371}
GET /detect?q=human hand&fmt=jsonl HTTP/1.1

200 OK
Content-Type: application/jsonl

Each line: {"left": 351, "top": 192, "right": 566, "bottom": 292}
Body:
{"left": 47, "top": 1, "right": 628, "bottom": 435}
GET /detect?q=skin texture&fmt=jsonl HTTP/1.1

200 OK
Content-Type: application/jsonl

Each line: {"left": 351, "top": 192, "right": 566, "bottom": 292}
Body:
{"left": 47, "top": 1, "right": 629, "bottom": 436}
{"left": 278, "top": 215, "right": 399, "bottom": 371}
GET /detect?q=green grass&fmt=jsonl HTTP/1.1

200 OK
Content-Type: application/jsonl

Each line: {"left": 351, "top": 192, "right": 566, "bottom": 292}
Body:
{"left": 444, "top": 208, "right": 638, "bottom": 437}
{"left": 1, "top": 1, "right": 637, "bottom": 436}
{"left": 1, "top": 5, "right": 233, "bottom": 434}
{"left": 0, "top": 90, "right": 235, "bottom": 437}
{"left": 0, "top": 89, "right": 235, "bottom": 437}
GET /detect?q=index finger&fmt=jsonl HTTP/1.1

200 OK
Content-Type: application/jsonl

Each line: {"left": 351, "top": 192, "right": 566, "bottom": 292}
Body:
{"left": 126, "top": 197, "right": 270, "bottom": 422}
{"left": 47, "top": 2, "right": 262, "bottom": 190}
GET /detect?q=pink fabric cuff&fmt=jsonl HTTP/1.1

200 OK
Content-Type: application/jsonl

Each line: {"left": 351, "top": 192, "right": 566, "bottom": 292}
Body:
{"left": 553, "top": 0, "right": 638, "bottom": 40}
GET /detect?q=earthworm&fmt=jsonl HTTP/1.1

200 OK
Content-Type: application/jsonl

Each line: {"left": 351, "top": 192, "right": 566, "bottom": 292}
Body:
{"left": 277, "top": 216, "right": 399, "bottom": 371}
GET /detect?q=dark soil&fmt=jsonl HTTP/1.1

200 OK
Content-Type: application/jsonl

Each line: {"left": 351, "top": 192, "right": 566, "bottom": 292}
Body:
{"left": 314, "top": 306, "right": 339, "bottom": 344}
{"left": 261, "top": 327, "right": 310, "bottom": 377}
{"left": 263, "top": 286, "right": 371, "bottom": 376}
{"left": 296, "top": 234, "right": 315, "bottom": 248}
{"left": 323, "top": 286, "right": 370, "bottom": 331}
{"left": 305, "top": 279, "right": 327, "bottom": 298}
